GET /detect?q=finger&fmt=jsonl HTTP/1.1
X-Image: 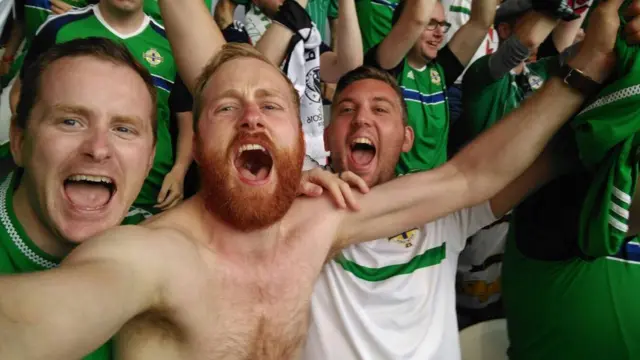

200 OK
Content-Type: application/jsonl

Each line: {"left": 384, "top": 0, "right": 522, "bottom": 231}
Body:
{"left": 157, "top": 182, "right": 171, "bottom": 204}
{"left": 156, "top": 191, "right": 178, "bottom": 209}
{"left": 299, "top": 182, "right": 324, "bottom": 197}
{"left": 164, "top": 196, "right": 183, "bottom": 210}
{"left": 339, "top": 181, "right": 360, "bottom": 211}
{"left": 51, "top": 0, "right": 73, "bottom": 11}
{"left": 327, "top": 181, "right": 347, "bottom": 209}
{"left": 51, "top": 5, "right": 65, "bottom": 14}
{"left": 340, "top": 171, "right": 370, "bottom": 194}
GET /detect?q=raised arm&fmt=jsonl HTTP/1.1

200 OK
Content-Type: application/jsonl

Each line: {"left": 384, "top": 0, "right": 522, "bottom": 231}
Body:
{"left": 372, "top": 0, "right": 437, "bottom": 69}
{"left": 550, "top": 0, "right": 592, "bottom": 53}
{"left": 214, "top": 0, "right": 239, "bottom": 30}
{"left": 335, "top": 0, "right": 625, "bottom": 247}
{"left": 0, "top": 227, "right": 164, "bottom": 360}
{"left": 318, "top": 0, "right": 362, "bottom": 82}
{"left": 158, "top": 0, "right": 226, "bottom": 92}
{"left": 447, "top": 0, "right": 499, "bottom": 67}
{"left": 255, "top": 0, "right": 309, "bottom": 67}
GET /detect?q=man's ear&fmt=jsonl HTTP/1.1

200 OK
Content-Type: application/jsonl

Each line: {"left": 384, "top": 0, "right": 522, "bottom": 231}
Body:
{"left": 401, "top": 125, "right": 414, "bottom": 153}
{"left": 9, "top": 115, "right": 25, "bottom": 167}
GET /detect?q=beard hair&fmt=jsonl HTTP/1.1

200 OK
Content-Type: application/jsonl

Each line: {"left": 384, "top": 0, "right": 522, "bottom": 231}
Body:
{"left": 196, "top": 131, "right": 305, "bottom": 232}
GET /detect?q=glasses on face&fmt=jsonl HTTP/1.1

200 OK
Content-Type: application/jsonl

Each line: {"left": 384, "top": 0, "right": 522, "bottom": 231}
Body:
{"left": 426, "top": 20, "right": 451, "bottom": 33}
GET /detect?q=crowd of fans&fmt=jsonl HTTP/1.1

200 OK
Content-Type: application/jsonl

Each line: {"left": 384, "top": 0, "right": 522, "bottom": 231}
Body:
{"left": 0, "top": 0, "right": 639, "bottom": 359}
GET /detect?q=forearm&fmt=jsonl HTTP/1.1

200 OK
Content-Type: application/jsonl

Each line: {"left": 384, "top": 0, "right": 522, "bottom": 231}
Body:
{"left": 173, "top": 112, "right": 195, "bottom": 175}
{"left": 255, "top": 0, "right": 309, "bottom": 66}
{"left": 488, "top": 11, "right": 558, "bottom": 79}
{"left": 0, "top": 264, "right": 149, "bottom": 359}
{"left": 158, "top": 0, "right": 226, "bottom": 92}
{"left": 448, "top": 0, "right": 498, "bottom": 67}
{"left": 552, "top": 3, "right": 591, "bottom": 53}
{"left": 320, "top": 0, "right": 362, "bottom": 82}
{"left": 214, "top": 0, "right": 238, "bottom": 30}
{"left": 454, "top": 54, "right": 602, "bottom": 206}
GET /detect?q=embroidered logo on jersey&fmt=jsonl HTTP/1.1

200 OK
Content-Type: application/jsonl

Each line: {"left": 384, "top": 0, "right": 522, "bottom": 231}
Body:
{"left": 430, "top": 68, "right": 441, "bottom": 85}
{"left": 388, "top": 228, "right": 419, "bottom": 248}
{"left": 143, "top": 49, "right": 163, "bottom": 67}
{"left": 305, "top": 67, "right": 321, "bottom": 103}
{"left": 407, "top": 70, "right": 415, "bottom": 80}
{"left": 528, "top": 75, "right": 544, "bottom": 90}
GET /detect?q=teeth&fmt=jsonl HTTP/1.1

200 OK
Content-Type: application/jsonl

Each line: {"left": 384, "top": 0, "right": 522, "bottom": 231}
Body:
{"left": 352, "top": 137, "right": 373, "bottom": 146}
{"left": 67, "top": 175, "right": 113, "bottom": 184}
{"left": 239, "top": 144, "right": 267, "bottom": 153}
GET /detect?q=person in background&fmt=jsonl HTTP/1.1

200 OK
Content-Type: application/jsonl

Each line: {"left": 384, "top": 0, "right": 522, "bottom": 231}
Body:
{"left": 14, "top": 0, "right": 192, "bottom": 213}
{"left": 254, "top": 0, "right": 362, "bottom": 169}
{"left": 364, "top": 0, "right": 498, "bottom": 174}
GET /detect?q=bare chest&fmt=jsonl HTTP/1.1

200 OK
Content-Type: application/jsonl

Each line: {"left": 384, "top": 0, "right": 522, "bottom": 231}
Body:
{"left": 120, "top": 236, "right": 330, "bottom": 360}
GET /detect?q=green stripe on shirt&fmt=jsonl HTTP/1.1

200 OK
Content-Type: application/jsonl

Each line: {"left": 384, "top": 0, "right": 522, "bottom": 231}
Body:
{"left": 334, "top": 243, "right": 447, "bottom": 282}
{"left": 449, "top": 5, "right": 471, "bottom": 15}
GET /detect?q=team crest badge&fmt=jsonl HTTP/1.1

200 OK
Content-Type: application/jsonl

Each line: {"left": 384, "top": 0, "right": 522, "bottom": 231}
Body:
{"left": 143, "top": 49, "right": 163, "bottom": 67}
{"left": 388, "top": 228, "right": 419, "bottom": 248}
{"left": 430, "top": 68, "right": 441, "bottom": 85}
{"left": 528, "top": 75, "right": 543, "bottom": 90}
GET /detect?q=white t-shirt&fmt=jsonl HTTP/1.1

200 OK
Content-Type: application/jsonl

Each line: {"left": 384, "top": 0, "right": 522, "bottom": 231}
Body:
{"left": 302, "top": 202, "right": 496, "bottom": 360}
{"left": 442, "top": 0, "right": 499, "bottom": 85}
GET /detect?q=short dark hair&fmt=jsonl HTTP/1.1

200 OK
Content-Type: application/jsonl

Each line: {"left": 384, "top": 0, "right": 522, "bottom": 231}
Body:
{"left": 17, "top": 37, "right": 158, "bottom": 139}
{"left": 331, "top": 66, "right": 408, "bottom": 125}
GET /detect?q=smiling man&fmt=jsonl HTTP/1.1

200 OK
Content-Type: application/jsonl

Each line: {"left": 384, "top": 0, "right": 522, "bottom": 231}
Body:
{"left": 1, "top": 37, "right": 157, "bottom": 360}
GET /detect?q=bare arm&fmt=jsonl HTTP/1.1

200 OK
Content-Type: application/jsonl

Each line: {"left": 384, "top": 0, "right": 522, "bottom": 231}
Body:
{"left": 447, "top": 0, "right": 499, "bottom": 67}
{"left": 551, "top": 1, "right": 592, "bottom": 53}
{"left": 173, "top": 111, "right": 194, "bottom": 177}
{"left": 318, "top": 0, "right": 362, "bottom": 83}
{"left": 158, "top": 0, "right": 226, "bottom": 92}
{"left": 373, "top": 0, "right": 437, "bottom": 69}
{"left": 0, "top": 227, "right": 164, "bottom": 360}
{"left": 255, "top": 0, "right": 309, "bottom": 66}
{"left": 214, "top": 0, "right": 239, "bottom": 30}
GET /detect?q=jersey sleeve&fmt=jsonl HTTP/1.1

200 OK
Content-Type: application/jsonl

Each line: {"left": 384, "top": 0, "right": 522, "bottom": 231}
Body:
{"left": 169, "top": 76, "right": 193, "bottom": 114}
{"left": 435, "top": 44, "right": 464, "bottom": 88}
{"left": 221, "top": 20, "right": 252, "bottom": 44}
{"left": 448, "top": 202, "right": 497, "bottom": 253}
{"left": 363, "top": 43, "right": 403, "bottom": 77}
{"left": 328, "top": 0, "right": 338, "bottom": 19}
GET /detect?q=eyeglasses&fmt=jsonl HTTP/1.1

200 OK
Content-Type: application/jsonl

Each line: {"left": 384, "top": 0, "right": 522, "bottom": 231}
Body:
{"left": 426, "top": 20, "right": 451, "bottom": 33}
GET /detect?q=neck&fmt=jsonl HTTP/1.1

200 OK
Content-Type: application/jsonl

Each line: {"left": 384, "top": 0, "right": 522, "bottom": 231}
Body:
{"left": 193, "top": 195, "right": 283, "bottom": 262}
{"left": 13, "top": 181, "right": 71, "bottom": 258}
{"left": 98, "top": 2, "right": 145, "bottom": 35}
{"left": 407, "top": 48, "right": 429, "bottom": 69}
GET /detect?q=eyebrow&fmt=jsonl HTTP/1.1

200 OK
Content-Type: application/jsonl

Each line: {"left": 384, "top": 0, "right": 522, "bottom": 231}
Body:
{"left": 212, "top": 88, "right": 287, "bottom": 102}
{"left": 337, "top": 96, "right": 398, "bottom": 108}
{"left": 52, "top": 104, "right": 93, "bottom": 118}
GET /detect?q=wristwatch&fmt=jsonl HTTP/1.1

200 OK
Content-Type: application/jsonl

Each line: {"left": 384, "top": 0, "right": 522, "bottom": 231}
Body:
{"left": 556, "top": 64, "right": 601, "bottom": 96}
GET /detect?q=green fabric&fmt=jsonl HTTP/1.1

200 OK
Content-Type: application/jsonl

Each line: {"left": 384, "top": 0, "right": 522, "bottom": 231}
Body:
{"left": 24, "top": 0, "right": 90, "bottom": 41}
{"left": 42, "top": 6, "right": 177, "bottom": 208}
{"left": 143, "top": 0, "right": 214, "bottom": 23}
{"left": 503, "top": 222, "right": 640, "bottom": 360}
{"left": 232, "top": 0, "right": 337, "bottom": 41}
{"left": 571, "top": 35, "right": 640, "bottom": 258}
{"left": 355, "top": 0, "right": 397, "bottom": 52}
{"left": 460, "top": 56, "right": 553, "bottom": 144}
{"left": 395, "top": 60, "right": 449, "bottom": 175}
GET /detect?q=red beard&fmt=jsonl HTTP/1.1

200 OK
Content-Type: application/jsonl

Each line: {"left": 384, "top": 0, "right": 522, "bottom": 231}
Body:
{"left": 196, "top": 131, "right": 305, "bottom": 232}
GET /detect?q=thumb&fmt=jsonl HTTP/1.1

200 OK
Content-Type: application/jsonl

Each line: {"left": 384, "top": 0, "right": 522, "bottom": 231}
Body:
{"left": 157, "top": 181, "right": 171, "bottom": 203}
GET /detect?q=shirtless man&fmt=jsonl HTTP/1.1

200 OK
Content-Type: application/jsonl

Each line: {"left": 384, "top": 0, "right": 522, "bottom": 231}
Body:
{"left": 0, "top": 0, "right": 621, "bottom": 359}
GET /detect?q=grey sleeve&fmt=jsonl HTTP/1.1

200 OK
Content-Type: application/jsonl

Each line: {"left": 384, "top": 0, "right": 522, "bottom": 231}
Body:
{"left": 487, "top": 35, "right": 531, "bottom": 80}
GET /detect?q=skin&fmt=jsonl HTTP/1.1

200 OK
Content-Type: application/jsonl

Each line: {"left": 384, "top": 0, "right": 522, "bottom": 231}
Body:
{"left": 409, "top": 1, "right": 446, "bottom": 64}
{"left": 9, "top": 56, "right": 156, "bottom": 257}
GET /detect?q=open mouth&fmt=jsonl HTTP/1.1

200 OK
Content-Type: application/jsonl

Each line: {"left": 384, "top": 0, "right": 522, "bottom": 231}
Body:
{"left": 234, "top": 143, "right": 273, "bottom": 182}
{"left": 350, "top": 137, "right": 376, "bottom": 167}
{"left": 63, "top": 174, "right": 116, "bottom": 210}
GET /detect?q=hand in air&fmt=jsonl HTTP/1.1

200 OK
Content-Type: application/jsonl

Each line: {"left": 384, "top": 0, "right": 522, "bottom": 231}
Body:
{"left": 155, "top": 170, "right": 185, "bottom": 211}
{"left": 50, "top": 0, "right": 74, "bottom": 14}
{"left": 298, "top": 168, "right": 370, "bottom": 210}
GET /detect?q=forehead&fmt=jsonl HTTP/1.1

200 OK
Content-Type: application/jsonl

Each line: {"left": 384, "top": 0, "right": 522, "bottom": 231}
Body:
{"left": 36, "top": 56, "right": 153, "bottom": 119}
{"left": 431, "top": 2, "right": 445, "bottom": 21}
{"left": 204, "top": 57, "right": 295, "bottom": 102}
{"left": 337, "top": 78, "right": 401, "bottom": 105}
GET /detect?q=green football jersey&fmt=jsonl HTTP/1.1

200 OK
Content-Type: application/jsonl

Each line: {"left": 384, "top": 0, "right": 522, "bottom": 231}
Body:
{"left": 143, "top": 0, "right": 214, "bottom": 23}
{"left": 26, "top": 5, "right": 179, "bottom": 208}
{"left": 355, "top": 0, "right": 397, "bottom": 52}
{"left": 395, "top": 60, "right": 449, "bottom": 175}
{"left": 459, "top": 56, "right": 553, "bottom": 144}
{"left": 23, "top": 0, "right": 90, "bottom": 41}
{"left": 0, "top": 172, "right": 151, "bottom": 360}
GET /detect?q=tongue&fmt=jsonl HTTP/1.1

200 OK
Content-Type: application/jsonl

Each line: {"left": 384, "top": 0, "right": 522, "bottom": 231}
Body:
{"left": 352, "top": 149, "right": 375, "bottom": 166}
{"left": 64, "top": 182, "right": 111, "bottom": 209}
{"left": 236, "top": 157, "right": 270, "bottom": 182}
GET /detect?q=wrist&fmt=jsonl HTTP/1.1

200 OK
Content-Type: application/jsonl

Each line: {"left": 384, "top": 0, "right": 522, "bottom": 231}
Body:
{"left": 567, "top": 51, "right": 615, "bottom": 84}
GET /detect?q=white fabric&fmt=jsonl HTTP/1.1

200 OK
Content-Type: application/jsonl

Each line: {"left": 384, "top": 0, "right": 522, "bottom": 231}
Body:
{"left": 303, "top": 202, "right": 496, "bottom": 360}
{"left": 243, "top": 4, "right": 271, "bottom": 44}
{"left": 442, "top": 0, "right": 499, "bottom": 85}
{"left": 282, "top": 24, "right": 328, "bottom": 166}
